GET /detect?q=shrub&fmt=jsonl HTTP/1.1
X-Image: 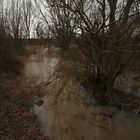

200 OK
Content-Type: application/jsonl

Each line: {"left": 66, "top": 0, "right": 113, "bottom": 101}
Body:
{"left": 0, "top": 40, "right": 23, "bottom": 77}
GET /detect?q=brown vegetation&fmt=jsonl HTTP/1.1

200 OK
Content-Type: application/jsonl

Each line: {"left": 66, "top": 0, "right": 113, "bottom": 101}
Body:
{"left": 38, "top": 0, "right": 140, "bottom": 105}
{"left": 0, "top": 43, "right": 49, "bottom": 139}
{"left": 0, "top": 0, "right": 140, "bottom": 138}
{"left": 0, "top": 80, "right": 48, "bottom": 140}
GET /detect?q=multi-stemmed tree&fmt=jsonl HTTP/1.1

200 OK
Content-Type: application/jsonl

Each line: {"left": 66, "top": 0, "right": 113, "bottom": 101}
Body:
{"left": 38, "top": 0, "right": 140, "bottom": 104}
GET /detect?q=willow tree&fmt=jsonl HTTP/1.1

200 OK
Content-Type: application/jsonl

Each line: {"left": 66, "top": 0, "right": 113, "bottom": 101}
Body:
{"left": 38, "top": 0, "right": 140, "bottom": 104}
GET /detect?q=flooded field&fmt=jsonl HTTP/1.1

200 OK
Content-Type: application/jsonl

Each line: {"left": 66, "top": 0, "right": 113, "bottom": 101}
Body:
{"left": 24, "top": 47, "right": 140, "bottom": 140}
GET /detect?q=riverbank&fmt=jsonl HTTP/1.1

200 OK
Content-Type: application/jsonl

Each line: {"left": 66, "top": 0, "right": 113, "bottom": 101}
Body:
{"left": 25, "top": 46, "right": 140, "bottom": 140}
{"left": 0, "top": 45, "right": 48, "bottom": 140}
{"left": 1, "top": 45, "right": 139, "bottom": 140}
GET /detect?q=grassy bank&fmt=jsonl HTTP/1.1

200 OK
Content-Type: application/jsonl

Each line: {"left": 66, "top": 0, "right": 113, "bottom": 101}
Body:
{"left": 0, "top": 40, "right": 48, "bottom": 140}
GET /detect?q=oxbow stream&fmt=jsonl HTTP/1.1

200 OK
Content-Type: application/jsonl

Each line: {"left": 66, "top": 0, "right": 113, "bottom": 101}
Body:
{"left": 24, "top": 47, "right": 140, "bottom": 140}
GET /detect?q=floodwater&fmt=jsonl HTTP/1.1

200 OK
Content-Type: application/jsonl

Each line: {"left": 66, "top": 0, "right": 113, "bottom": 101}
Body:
{"left": 25, "top": 47, "right": 140, "bottom": 140}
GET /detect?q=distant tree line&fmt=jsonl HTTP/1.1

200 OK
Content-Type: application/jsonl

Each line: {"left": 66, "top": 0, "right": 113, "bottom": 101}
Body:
{"left": 0, "top": 0, "right": 51, "bottom": 39}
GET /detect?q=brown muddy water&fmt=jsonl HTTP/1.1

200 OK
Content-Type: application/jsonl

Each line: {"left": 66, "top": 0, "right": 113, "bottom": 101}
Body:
{"left": 24, "top": 47, "right": 140, "bottom": 140}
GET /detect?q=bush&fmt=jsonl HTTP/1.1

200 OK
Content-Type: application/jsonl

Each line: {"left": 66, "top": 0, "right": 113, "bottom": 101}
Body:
{"left": 0, "top": 40, "right": 23, "bottom": 76}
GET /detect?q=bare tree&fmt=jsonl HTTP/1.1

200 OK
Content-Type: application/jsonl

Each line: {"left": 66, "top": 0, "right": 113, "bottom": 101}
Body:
{"left": 38, "top": 0, "right": 140, "bottom": 104}
{"left": 6, "top": 0, "right": 23, "bottom": 39}
{"left": 35, "top": 0, "right": 78, "bottom": 50}
{"left": 22, "top": 0, "right": 35, "bottom": 39}
{"left": 35, "top": 21, "right": 51, "bottom": 39}
{"left": 0, "top": 0, "right": 11, "bottom": 39}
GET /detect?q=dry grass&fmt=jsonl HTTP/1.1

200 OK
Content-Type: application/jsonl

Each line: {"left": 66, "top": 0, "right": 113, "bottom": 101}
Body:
{"left": 0, "top": 45, "right": 49, "bottom": 140}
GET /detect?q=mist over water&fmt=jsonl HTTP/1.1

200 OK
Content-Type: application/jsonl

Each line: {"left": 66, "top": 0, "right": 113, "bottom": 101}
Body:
{"left": 25, "top": 48, "right": 140, "bottom": 140}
